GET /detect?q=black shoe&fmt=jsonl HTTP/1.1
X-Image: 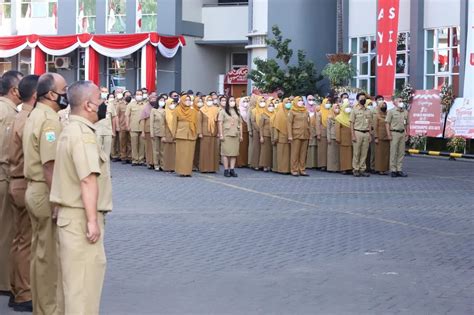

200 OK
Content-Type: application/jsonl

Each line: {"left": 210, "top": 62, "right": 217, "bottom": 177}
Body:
{"left": 230, "top": 169, "right": 238, "bottom": 177}
{"left": 299, "top": 172, "right": 309, "bottom": 177}
{"left": 126, "top": 160, "right": 132, "bottom": 164}
{"left": 224, "top": 169, "right": 231, "bottom": 177}
{"left": 361, "top": 172, "right": 370, "bottom": 177}
{"left": 391, "top": 172, "right": 398, "bottom": 177}
{"left": 13, "top": 300, "right": 33, "bottom": 312}
{"left": 397, "top": 171, "right": 408, "bottom": 177}
{"left": 121, "top": 160, "right": 128, "bottom": 164}
{"left": 7, "top": 292, "right": 14, "bottom": 308}
{"left": 370, "top": 170, "right": 377, "bottom": 174}
{"left": 353, "top": 170, "right": 360, "bottom": 177}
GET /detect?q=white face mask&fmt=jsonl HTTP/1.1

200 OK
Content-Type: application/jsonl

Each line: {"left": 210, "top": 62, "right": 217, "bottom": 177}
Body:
{"left": 259, "top": 102, "right": 266, "bottom": 108}
{"left": 186, "top": 100, "right": 192, "bottom": 106}
{"left": 143, "top": 93, "right": 148, "bottom": 99}
{"left": 308, "top": 100, "right": 315, "bottom": 105}
{"left": 158, "top": 101, "right": 165, "bottom": 108}
{"left": 213, "top": 99, "right": 218, "bottom": 104}
{"left": 367, "top": 105, "right": 374, "bottom": 110}
{"left": 242, "top": 102, "right": 249, "bottom": 107}
{"left": 334, "top": 108, "right": 340, "bottom": 114}
{"left": 169, "top": 104, "right": 176, "bottom": 110}
{"left": 398, "top": 102, "right": 405, "bottom": 108}
{"left": 197, "top": 102, "right": 204, "bottom": 107}
{"left": 229, "top": 101, "right": 236, "bottom": 107}
{"left": 325, "top": 103, "right": 331, "bottom": 109}
{"left": 268, "top": 107, "right": 275, "bottom": 112}
{"left": 116, "top": 93, "right": 123, "bottom": 100}
{"left": 342, "top": 99, "right": 349, "bottom": 106}
{"left": 297, "top": 101, "right": 305, "bottom": 107}
{"left": 108, "top": 98, "right": 115, "bottom": 102}
{"left": 101, "top": 92, "right": 108, "bottom": 100}
{"left": 136, "top": 95, "right": 143, "bottom": 102}
{"left": 344, "top": 107, "right": 352, "bottom": 114}
{"left": 206, "top": 101, "right": 213, "bottom": 106}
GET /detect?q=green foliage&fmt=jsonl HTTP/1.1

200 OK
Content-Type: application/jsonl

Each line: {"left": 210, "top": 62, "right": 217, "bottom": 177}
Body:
{"left": 409, "top": 135, "right": 427, "bottom": 150}
{"left": 248, "top": 25, "right": 323, "bottom": 96}
{"left": 396, "top": 83, "right": 415, "bottom": 105}
{"left": 447, "top": 136, "right": 466, "bottom": 153}
{"left": 322, "top": 62, "right": 355, "bottom": 88}
{"left": 440, "top": 83, "right": 455, "bottom": 113}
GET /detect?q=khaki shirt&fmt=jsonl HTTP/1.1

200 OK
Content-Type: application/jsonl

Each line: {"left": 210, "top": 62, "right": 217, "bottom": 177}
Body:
{"left": 197, "top": 111, "right": 218, "bottom": 137}
{"left": 150, "top": 108, "right": 165, "bottom": 138}
{"left": 218, "top": 110, "right": 241, "bottom": 137}
{"left": 259, "top": 114, "right": 272, "bottom": 138}
{"left": 172, "top": 111, "right": 199, "bottom": 140}
{"left": 8, "top": 103, "right": 33, "bottom": 178}
{"left": 0, "top": 97, "right": 18, "bottom": 181}
{"left": 287, "top": 110, "right": 310, "bottom": 140}
{"left": 385, "top": 108, "right": 408, "bottom": 132}
{"left": 116, "top": 100, "right": 128, "bottom": 130}
{"left": 58, "top": 107, "right": 71, "bottom": 127}
{"left": 349, "top": 104, "right": 372, "bottom": 131}
{"left": 375, "top": 113, "right": 389, "bottom": 140}
{"left": 308, "top": 114, "right": 317, "bottom": 146}
{"left": 23, "top": 102, "right": 62, "bottom": 182}
{"left": 335, "top": 122, "right": 352, "bottom": 146}
{"left": 95, "top": 100, "right": 117, "bottom": 136}
{"left": 125, "top": 100, "right": 145, "bottom": 132}
{"left": 50, "top": 115, "right": 112, "bottom": 211}
{"left": 327, "top": 117, "right": 337, "bottom": 140}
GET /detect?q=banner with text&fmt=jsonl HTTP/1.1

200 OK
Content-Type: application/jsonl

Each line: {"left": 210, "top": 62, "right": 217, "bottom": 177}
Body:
{"left": 376, "top": 0, "right": 400, "bottom": 97}
{"left": 445, "top": 98, "right": 474, "bottom": 139}
{"left": 463, "top": 0, "right": 474, "bottom": 98}
{"left": 408, "top": 90, "right": 443, "bottom": 137}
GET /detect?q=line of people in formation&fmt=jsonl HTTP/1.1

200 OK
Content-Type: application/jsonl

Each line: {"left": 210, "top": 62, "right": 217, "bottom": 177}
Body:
{"left": 83, "top": 87, "right": 408, "bottom": 178}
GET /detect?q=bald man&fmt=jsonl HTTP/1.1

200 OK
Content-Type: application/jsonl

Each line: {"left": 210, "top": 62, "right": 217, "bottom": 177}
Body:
{"left": 51, "top": 81, "right": 112, "bottom": 315}
{"left": 23, "top": 72, "right": 67, "bottom": 315}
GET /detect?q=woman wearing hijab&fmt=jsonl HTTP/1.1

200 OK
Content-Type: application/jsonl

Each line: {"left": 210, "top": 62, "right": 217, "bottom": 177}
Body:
{"left": 140, "top": 93, "right": 156, "bottom": 169}
{"left": 258, "top": 97, "right": 276, "bottom": 172}
{"left": 249, "top": 96, "right": 265, "bottom": 170}
{"left": 316, "top": 97, "right": 331, "bottom": 171}
{"left": 247, "top": 95, "right": 257, "bottom": 165}
{"left": 193, "top": 96, "right": 204, "bottom": 171}
{"left": 172, "top": 95, "right": 198, "bottom": 177}
{"left": 197, "top": 95, "right": 220, "bottom": 173}
{"left": 237, "top": 96, "right": 250, "bottom": 167}
{"left": 218, "top": 96, "right": 243, "bottom": 177}
{"left": 335, "top": 102, "right": 353, "bottom": 175}
{"left": 326, "top": 103, "right": 341, "bottom": 172}
{"left": 272, "top": 97, "right": 291, "bottom": 174}
{"left": 287, "top": 96, "right": 310, "bottom": 176}
{"left": 150, "top": 94, "right": 167, "bottom": 171}
{"left": 162, "top": 98, "right": 177, "bottom": 172}
{"left": 270, "top": 98, "right": 281, "bottom": 172}
{"left": 374, "top": 101, "right": 390, "bottom": 175}
{"left": 306, "top": 102, "right": 319, "bottom": 169}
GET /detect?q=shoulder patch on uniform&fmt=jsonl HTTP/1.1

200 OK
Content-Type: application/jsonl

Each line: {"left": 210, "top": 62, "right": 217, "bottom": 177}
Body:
{"left": 45, "top": 131, "right": 56, "bottom": 143}
{"left": 82, "top": 134, "right": 97, "bottom": 144}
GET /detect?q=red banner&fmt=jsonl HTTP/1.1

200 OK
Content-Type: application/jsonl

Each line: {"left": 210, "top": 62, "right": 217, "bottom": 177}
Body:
{"left": 376, "top": 0, "right": 400, "bottom": 97}
{"left": 408, "top": 90, "right": 443, "bottom": 137}
{"left": 225, "top": 67, "right": 248, "bottom": 85}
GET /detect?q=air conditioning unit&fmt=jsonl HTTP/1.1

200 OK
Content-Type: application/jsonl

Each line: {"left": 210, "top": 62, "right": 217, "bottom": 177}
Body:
{"left": 54, "top": 57, "right": 70, "bottom": 69}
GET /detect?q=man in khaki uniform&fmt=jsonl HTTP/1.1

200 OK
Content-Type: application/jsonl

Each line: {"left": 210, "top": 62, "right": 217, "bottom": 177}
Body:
{"left": 126, "top": 90, "right": 146, "bottom": 165}
{"left": 7, "top": 75, "right": 39, "bottom": 312}
{"left": 116, "top": 89, "right": 130, "bottom": 163}
{"left": 350, "top": 92, "right": 373, "bottom": 177}
{"left": 23, "top": 73, "right": 68, "bottom": 315}
{"left": 110, "top": 89, "right": 120, "bottom": 161}
{"left": 95, "top": 87, "right": 117, "bottom": 159}
{"left": 50, "top": 81, "right": 112, "bottom": 315}
{"left": 0, "top": 70, "right": 23, "bottom": 299}
{"left": 385, "top": 96, "right": 409, "bottom": 177}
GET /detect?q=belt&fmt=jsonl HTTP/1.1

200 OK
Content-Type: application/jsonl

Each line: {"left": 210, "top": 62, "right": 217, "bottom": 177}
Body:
{"left": 391, "top": 129, "right": 405, "bottom": 133}
{"left": 10, "top": 176, "right": 25, "bottom": 179}
{"left": 354, "top": 129, "right": 369, "bottom": 133}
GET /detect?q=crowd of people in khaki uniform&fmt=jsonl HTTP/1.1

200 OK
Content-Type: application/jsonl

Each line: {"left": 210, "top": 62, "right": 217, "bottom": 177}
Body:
{"left": 0, "top": 68, "right": 410, "bottom": 313}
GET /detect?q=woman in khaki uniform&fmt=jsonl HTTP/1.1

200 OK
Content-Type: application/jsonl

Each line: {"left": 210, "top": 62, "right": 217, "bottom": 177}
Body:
{"left": 374, "top": 101, "right": 390, "bottom": 174}
{"left": 140, "top": 94, "right": 155, "bottom": 169}
{"left": 270, "top": 99, "right": 281, "bottom": 172}
{"left": 172, "top": 95, "right": 198, "bottom": 177}
{"left": 249, "top": 96, "right": 265, "bottom": 170}
{"left": 237, "top": 97, "right": 250, "bottom": 167}
{"left": 193, "top": 96, "right": 204, "bottom": 171}
{"left": 218, "top": 96, "right": 243, "bottom": 177}
{"left": 247, "top": 95, "right": 257, "bottom": 166}
{"left": 335, "top": 103, "right": 353, "bottom": 174}
{"left": 258, "top": 98, "right": 276, "bottom": 172}
{"left": 272, "top": 98, "right": 291, "bottom": 174}
{"left": 197, "top": 95, "right": 220, "bottom": 173}
{"left": 162, "top": 98, "right": 177, "bottom": 172}
{"left": 306, "top": 105, "right": 319, "bottom": 169}
{"left": 287, "top": 96, "right": 310, "bottom": 176}
{"left": 326, "top": 103, "right": 340, "bottom": 172}
{"left": 316, "top": 98, "right": 331, "bottom": 171}
{"left": 150, "top": 94, "right": 166, "bottom": 171}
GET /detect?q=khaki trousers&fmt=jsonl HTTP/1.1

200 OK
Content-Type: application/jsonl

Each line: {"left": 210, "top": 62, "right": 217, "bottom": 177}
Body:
{"left": 119, "top": 131, "right": 131, "bottom": 161}
{"left": 390, "top": 132, "right": 406, "bottom": 172}
{"left": 352, "top": 131, "right": 370, "bottom": 172}
{"left": 130, "top": 131, "right": 145, "bottom": 164}
{"left": 0, "top": 180, "right": 13, "bottom": 292}
{"left": 290, "top": 139, "right": 309, "bottom": 174}
{"left": 111, "top": 134, "right": 120, "bottom": 159}
{"left": 144, "top": 132, "right": 153, "bottom": 166}
{"left": 97, "top": 135, "right": 112, "bottom": 159}
{"left": 57, "top": 208, "right": 106, "bottom": 315}
{"left": 25, "top": 181, "right": 63, "bottom": 315}
{"left": 8, "top": 178, "right": 32, "bottom": 303}
{"left": 152, "top": 137, "right": 164, "bottom": 169}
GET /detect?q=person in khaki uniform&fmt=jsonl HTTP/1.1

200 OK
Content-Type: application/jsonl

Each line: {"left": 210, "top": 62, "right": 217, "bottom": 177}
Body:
{"left": 374, "top": 101, "right": 390, "bottom": 175}
{"left": 116, "top": 90, "right": 130, "bottom": 164}
{"left": 237, "top": 97, "right": 250, "bottom": 168}
{"left": 218, "top": 96, "right": 243, "bottom": 177}
{"left": 249, "top": 96, "right": 265, "bottom": 170}
{"left": 0, "top": 70, "right": 23, "bottom": 300}
{"left": 385, "top": 96, "right": 409, "bottom": 177}
{"left": 197, "top": 95, "right": 220, "bottom": 173}
{"left": 140, "top": 93, "right": 155, "bottom": 169}
{"left": 7, "top": 75, "right": 38, "bottom": 312}
{"left": 316, "top": 98, "right": 332, "bottom": 171}
{"left": 305, "top": 95, "right": 318, "bottom": 169}
{"left": 287, "top": 96, "right": 310, "bottom": 176}
{"left": 350, "top": 93, "right": 373, "bottom": 177}
{"left": 162, "top": 99, "right": 177, "bottom": 172}
{"left": 326, "top": 103, "right": 340, "bottom": 172}
{"left": 23, "top": 72, "right": 68, "bottom": 315}
{"left": 335, "top": 103, "right": 353, "bottom": 175}
{"left": 109, "top": 91, "right": 120, "bottom": 161}
{"left": 272, "top": 98, "right": 291, "bottom": 174}
{"left": 258, "top": 98, "right": 275, "bottom": 172}
{"left": 150, "top": 95, "right": 167, "bottom": 171}
{"left": 95, "top": 87, "right": 117, "bottom": 159}
{"left": 126, "top": 91, "right": 146, "bottom": 166}
{"left": 50, "top": 81, "right": 112, "bottom": 315}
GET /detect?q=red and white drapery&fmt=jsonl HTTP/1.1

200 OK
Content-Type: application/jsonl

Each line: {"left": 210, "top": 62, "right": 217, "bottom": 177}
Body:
{"left": 0, "top": 32, "right": 186, "bottom": 91}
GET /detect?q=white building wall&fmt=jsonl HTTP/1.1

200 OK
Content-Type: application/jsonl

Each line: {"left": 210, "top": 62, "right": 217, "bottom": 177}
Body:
{"left": 182, "top": 0, "right": 204, "bottom": 23}
{"left": 202, "top": 6, "right": 248, "bottom": 41}
{"left": 424, "top": 0, "right": 461, "bottom": 28}
{"left": 251, "top": 0, "right": 268, "bottom": 33}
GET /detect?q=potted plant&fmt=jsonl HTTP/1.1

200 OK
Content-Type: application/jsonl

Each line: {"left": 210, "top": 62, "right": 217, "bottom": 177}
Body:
{"left": 447, "top": 136, "right": 466, "bottom": 154}
{"left": 322, "top": 61, "right": 355, "bottom": 88}
{"left": 440, "top": 83, "right": 455, "bottom": 113}
{"left": 409, "top": 134, "right": 427, "bottom": 151}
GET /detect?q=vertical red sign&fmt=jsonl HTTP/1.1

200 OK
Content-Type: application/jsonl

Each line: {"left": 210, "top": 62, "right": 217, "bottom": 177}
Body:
{"left": 376, "top": 0, "right": 400, "bottom": 97}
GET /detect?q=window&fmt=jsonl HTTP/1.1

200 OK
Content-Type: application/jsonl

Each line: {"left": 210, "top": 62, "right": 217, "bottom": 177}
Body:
{"left": 78, "top": 48, "right": 86, "bottom": 80}
{"left": 77, "top": 0, "right": 96, "bottom": 33}
{"left": 107, "top": 56, "right": 128, "bottom": 90}
{"left": 19, "top": 49, "right": 32, "bottom": 74}
{"left": 107, "top": 0, "right": 126, "bottom": 33}
{"left": 138, "top": 0, "right": 156, "bottom": 32}
{"left": 46, "top": 54, "right": 57, "bottom": 73}
{"left": 218, "top": 0, "right": 248, "bottom": 4}
{"left": 20, "top": 0, "right": 57, "bottom": 18}
{"left": 349, "top": 32, "right": 410, "bottom": 95}
{"left": 424, "top": 27, "right": 460, "bottom": 93}
{"left": 0, "top": 57, "right": 12, "bottom": 75}
{"left": 231, "top": 52, "right": 247, "bottom": 70}
{"left": 0, "top": 1, "right": 12, "bottom": 19}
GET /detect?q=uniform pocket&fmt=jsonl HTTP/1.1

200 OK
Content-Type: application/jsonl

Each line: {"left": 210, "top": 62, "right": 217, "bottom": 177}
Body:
{"left": 57, "top": 217, "right": 71, "bottom": 228}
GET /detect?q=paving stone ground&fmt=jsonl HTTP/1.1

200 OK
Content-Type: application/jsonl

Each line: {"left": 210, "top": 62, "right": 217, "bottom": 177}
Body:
{"left": 1, "top": 155, "right": 473, "bottom": 314}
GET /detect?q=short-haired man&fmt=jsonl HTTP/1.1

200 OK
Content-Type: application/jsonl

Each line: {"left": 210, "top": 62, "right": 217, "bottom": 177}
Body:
{"left": 350, "top": 92, "right": 373, "bottom": 177}
{"left": 385, "top": 96, "right": 409, "bottom": 177}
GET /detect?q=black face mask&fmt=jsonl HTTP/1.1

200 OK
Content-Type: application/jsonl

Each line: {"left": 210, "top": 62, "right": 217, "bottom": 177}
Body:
{"left": 381, "top": 106, "right": 387, "bottom": 112}
{"left": 172, "top": 96, "right": 179, "bottom": 103}
{"left": 150, "top": 101, "right": 158, "bottom": 109}
{"left": 51, "top": 91, "right": 69, "bottom": 109}
{"left": 97, "top": 102, "right": 107, "bottom": 121}
{"left": 359, "top": 99, "right": 367, "bottom": 106}
{"left": 124, "top": 96, "right": 132, "bottom": 103}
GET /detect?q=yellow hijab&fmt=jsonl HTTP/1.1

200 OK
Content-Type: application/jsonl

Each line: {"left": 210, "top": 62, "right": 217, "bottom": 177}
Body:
{"left": 320, "top": 98, "right": 332, "bottom": 128}
{"left": 252, "top": 96, "right": 266, "bottom": 126}
{"left": 335, "top": 104, "right": 351, "bottom": 128}
{"left": 291, "top": 96, "right": 307, "bottom": 112}
{"left": 257, "top": 97, "right": 275, "bottom": 128}
{"left": 273, "top": 97, "right": 290, "bottom": 135}
{"left": 200, "top": 95, "right": 220, "bottom": 134}
{"left": 165, "top": 98, "right": 177, "bottom": 132}
{"left": 176, "top": 95, "right": 198, "bottom": 137}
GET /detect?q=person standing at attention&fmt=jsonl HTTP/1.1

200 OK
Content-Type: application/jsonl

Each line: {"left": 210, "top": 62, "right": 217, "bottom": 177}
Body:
{"left": 287, "top": 96, "right": 310, "bottom": 177}
{"left": 385, "top": 96, "right": 409, "bottom": 177}
{"left": 150, "top": 94, "right": 167, "bottom": 171}
{"left": 350, "top": 92, "right": 373, "bottom": 177}
{"left": 218, "top": 96, "right": 243, "bottom": 177}
{"left": 197, "top": 95, "right": 220, "bottom": 173}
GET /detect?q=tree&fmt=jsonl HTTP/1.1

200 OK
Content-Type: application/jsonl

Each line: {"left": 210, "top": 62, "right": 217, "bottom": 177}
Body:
{"left": 248, "top": 25, "right": 323, "bottom": 97}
